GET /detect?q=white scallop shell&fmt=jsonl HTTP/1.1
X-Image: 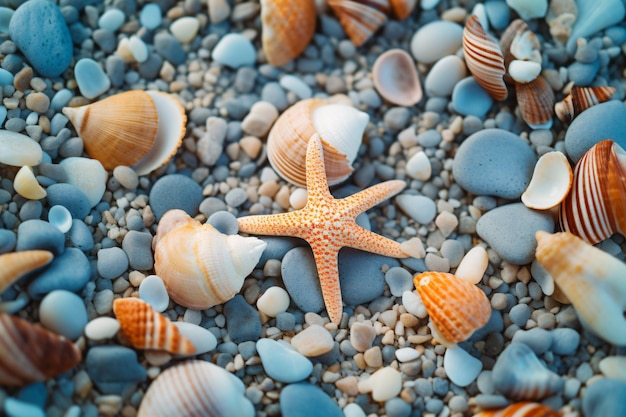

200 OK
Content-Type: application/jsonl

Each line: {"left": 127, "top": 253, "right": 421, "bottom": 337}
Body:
{"left": 372, "top": 48, "right": 423, "bottom": 106}
{"left": 521, "top": 151, "right": 573, "bottom": 210}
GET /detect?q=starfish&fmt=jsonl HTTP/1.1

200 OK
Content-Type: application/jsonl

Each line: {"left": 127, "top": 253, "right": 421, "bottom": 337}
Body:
{"left": 237, "top": 133, "right": 410, "bottom": 324}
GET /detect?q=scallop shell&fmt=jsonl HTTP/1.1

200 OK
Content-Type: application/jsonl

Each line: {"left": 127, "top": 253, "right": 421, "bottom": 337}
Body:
{"left": 62, "top": 90, "right": 186, "bottom": 175}
{"left": 515, "top": 76, "right": 555, "bottom": 129}
{"left": 328, "top": 0, "right": 387, "bottom": 47}
{"left": 0, "top": 312, "right": 82, "bottom": 386}
{"left": 113, "top": 297, "right": 196, "bottom": 355}
{"left": 137, "top": 360, "right": 254, "bottom": 417}
{"left": 462, "top": 14, "right": 508, "bottom": 101}
{"left": 0, "top": 250, "right": 53, "bottom": 294}
{"left": 413, "top": 271, "right": 491, "bottom": 347}
{"left": 474, "top": 402, "right": 563, "bottom": 417}
{"left": 389, "top": 0, "right": 417, "bottom": 19}
{"left": 555, "top": 85, "right": 616, "bottom": 123}
{"left": 260, "top": 0, "right": 316, "bottom": 66}
{"left": 266, "top": 98, "right": 368, "bottom": 187}
{"left": 492, "top": 342, "right": 564, "bottom": 401}
{"left": 372, "top": 48, "right": 423, "bottom": 106}
{"left": 521, "top": 151, "right": 573, "bottom": 210}
{"left": 559, "top": 139, "right": 626, "bottom": 244}
{"left": 535, "top": 230, "right": 626, "bottom": 346}
{"left": 153, "top": 210, "right": 267, "bottom": 310}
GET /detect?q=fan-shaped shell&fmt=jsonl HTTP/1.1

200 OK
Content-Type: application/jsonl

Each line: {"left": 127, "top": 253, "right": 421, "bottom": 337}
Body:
{"left": 462, "top": 14, "right": 508, "bottom": 101}
{"left": 555, "top": 85, "right": 616, "bottom": 123}
{"left": 0, "top": 250, "right": 53, "bottom": 293}
{"left": 559, "top": 139, "right": 626, "bottom": 244}
{"left": 260, "top": 0, "right": 316, "bottom": 66}
{"left": 372, "top": 48, "right": 423, "bottom": 106}
{"left": 413, "top": 271, "right": 491, "bottom": 347}
{"left": 515, "top": 76, "right": 555, "bottom": 129}
{"left": 389, "top": 0, "right": 416, "bottom": 19}
{"left": 328, "top": 0, "right": 387, "bottom": 47}
{"left": 473, "top": 402, "right": 563, "bottom": 417}
{"left": 153, "top": 210, "right": 267, "bottom": 310}
{"left": 521, "top": 151, "right": 573, "bottom": 210}
{"left": 266, "top": 98, "right": 368, "bottom": 187}
{"left": 0, "top": 312, "right": 82, "bottom": 386}
{"left": 113, "top": 297, "right": 195, "bottom": 355}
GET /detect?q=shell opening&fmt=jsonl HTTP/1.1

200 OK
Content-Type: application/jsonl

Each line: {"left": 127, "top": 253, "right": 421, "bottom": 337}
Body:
{"left": 311, "top": 103, "right": 368, "bottom": 165}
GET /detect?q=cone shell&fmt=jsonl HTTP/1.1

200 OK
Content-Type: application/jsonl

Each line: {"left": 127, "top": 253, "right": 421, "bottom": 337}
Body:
{"left": 0, "top": 312, "right": 82, "bottom": 386}
{"left": 474, "top": 402, "right": 563, "bottom": 417}
{"left": 328, "top": 0, "right": 387, "bottom": 47}
{"left": 266, "top": 98, "right": 368, "bottom": 187}
{"left": 414, "top": 271, "right": 491, "bottom": 347}
{"left": 555, "top": 85, "right": 616, "bottom": 123}
{"left": 0, "top": 250, "right": 53, "bottom": 294}
{"left": 521, "top": 151, "right": 573, "bottom": 210}
{"left": 113, "top": 297, "right": 196, "bottom": 355}
{"left": 462, "top": 14, "right": 508, "bottom": 101}
{"left": 389, "top": 0, "right": 416, "bottom": 19}
{"left": 559, "top": 140, "right": 626, "bottom": 244}
{"left": 153, "top": 210, "right": 267, "bottom": 310}
{"left": 515, "top": 76, "right": 555, "bottom": 129}
{"left": 372, "top": 48, "right": 423, "bottom": 106}
{"left": 260, "top": 0, "right": 316, "bottom": 66}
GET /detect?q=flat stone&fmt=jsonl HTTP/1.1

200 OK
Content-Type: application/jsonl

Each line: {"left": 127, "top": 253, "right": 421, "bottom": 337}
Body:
{"left": 28, "top": 248, "right": 91, "bottom": 298}
{"left": 280, "top": 383, "right": 343, "bottom": 417}
{"left": 85, "top": 346, "right": 147, "bottom": 395}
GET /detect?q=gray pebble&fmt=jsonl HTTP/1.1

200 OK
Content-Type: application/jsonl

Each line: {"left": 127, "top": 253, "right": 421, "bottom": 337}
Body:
{"left": 46, "top": 183, "right": 91, "bottom": 219}
{"left": 550, "top": 328, "right": 580, "bottom": 355}
{"left": 105, "top": 55, "right": 125, "bottom": 87}
{"left": 0, "top": 229, "right": 16, "bottom": 253}
{"left": 85, "top": 346, "right": 147, "bottom": 395}
{"left": 567, "top": 60, "right": 599, "bottom": 86}
{"left": 448, "top": 395, "right": 469, "bottom": 412}
{"left": 92, "top": 28, "right": 115, "bottom": 52}
{"left": 122, "top": 231, "right": 153, "bottom": 270}
{"left": 199, "top": 197, "right": 228, "bottom": 218}
{"left": 508, "top": 303, "right": 531, "bottom": 327}
{"left": 207, "top": 210, "right": 238, "bottom": 235}
{"left": 385, "top": 398, "right": 411, "bottom": 417}
{"left": 97, "top": 247, "right": 129, "bottom": 279}
{"left": 149, "top": 174, "right": 203, "bottom": 220}
{"left": 154, "top": 32, "right": 186, "bottom": 65}
{"left": 261, "top": 82, "right": 288, "bottom": 111}
{"left": 512, "top": 327, "right": 552, "bottom": 354}
{"left": 94, "top": 289, "right": 114, "bottom": 314}
{"left": 384, "top": 267, "right": 413, "bottom": 297}
{"left": 126, "top": 214, "right": 144, "bottom": 231}
{"left": 432, "top": 377, "right": 449, "bottom": 396}
{"left": 576, "top": 362, "right": 593, "bottom": 382}
{"left": 417, "top": 129, "right": 442, "bottom": 148}
{"left": 224, "top": 295, "right": 261, "bottom": 343}
{"left": 28, "top": 248, "right": 90, "bottom": 299}
{"left": 69, "top": 219, "right": 94, "bottom": 251}
{"left": 16, "top": 219, "right": 65, "bottom": 256}
{"left": 383, "top": 107, "right": 411, "bottom": 130}
{"left": 276, "top": 312, "right": 296, "bottom": 331}
{"left": 225, "top": 187, "right": 247, "bottom": 208}
{"left": 19, "top": 200, "right": 42, "bottom": 221}
{"left": 414, "top": 378, "right": 433, "bottom": 397}
{"left": 440, "top": 239, "right": 464, "bottom": 268}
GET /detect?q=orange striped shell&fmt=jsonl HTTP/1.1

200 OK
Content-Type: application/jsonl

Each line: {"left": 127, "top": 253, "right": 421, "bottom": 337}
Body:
{"left": 555, "top": 86, "right": 616, "bottom": 123}
{"left": 328, "top": 0, "right": 387, "bottom": 47}
{"left": 0, "top": 250, "right": 53, "bottom": 294}
{"left": 414, "top": 271, "right": 491, "bottom": 347}
{"left": 474, "top": 402, "right": 562, "bottom": 417}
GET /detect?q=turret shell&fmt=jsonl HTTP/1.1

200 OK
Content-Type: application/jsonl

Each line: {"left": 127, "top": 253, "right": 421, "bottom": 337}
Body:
{"left": 473, "top": 402, "right": 563, "bottom": 417}
{"left": 555, "top": 85, "right": 616, "bottom": 123}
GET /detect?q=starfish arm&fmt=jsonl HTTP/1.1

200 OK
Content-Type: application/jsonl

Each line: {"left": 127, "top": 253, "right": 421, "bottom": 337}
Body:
{"left": 341, "top": 180, "right": 406, "bottom": 218}
{"left": 237, "top": 211, "right": 306, "bottom": 238}
{"left": 310, "top": 241, "right": 344, "bottom": 324}
{"left": 342, "top": 223, "right": 410, "bottom": 258}
{"left": 304, "top": 134, "right": 333, "bottom": 201}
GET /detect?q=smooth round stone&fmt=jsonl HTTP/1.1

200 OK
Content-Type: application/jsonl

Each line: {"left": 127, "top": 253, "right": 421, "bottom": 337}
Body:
{"left": 386, "top": 397, "right": 411, "bottom": 417}
{"left": 280, "top": 383, "right": 343, "bottom": 417}
{"left": 170, "top": 16, "right": 199, "bottom": 43}
{"left": 0, "top": 68, "right": 13, "bottom": 85}
{"left": 0, "top": 130, "right": 43, "bottom": 166}
{"left": 138, "top": 275, "right": 169, "bottom": 312}
{"left": 406, "top": 150, "right": 431, "bottom": 181}
{"left": 583, "top": 378, "right": 626, "bottom": 417}
{"left": 97, "top": 247, "right": 129, "bottom": 279}
{"left": 440, "top": 239, "right": 465, "bottom": 269}
{"left": 567, "top": 60, "right": 599, "bottom": 86}
{"left": 550, "top": 328, "right": 580, "bottom": 355}
{"left": 279, "top": 75, "right": 312, "bottom": 99}
{"left": 444, "top": 346, "right": 483, "bottom": 387}
{"left": 207, "top": 210, "right": 239, "bottom": 234}
{"left": 564, "top": 100, "right": 626, "bottom": 163}
{"left": 410, "top": 21, "right": 463, "bottom": 64}
{"left": 140, "top": 3, "right": 161, "bottom": 29}
{"left": 452, "top": 77, "right": 494, "bottom": 118}
{"left": 50, "top": 89, "right": 73, "bottom": 110}
{"left": 48, "top": 205, "right": 72, "bottom": 233}
{"left": 396, "top": 194, "right": 437, "bottom": 224}
{"left": 396, "top": 347, "right": 421, "bottom": 362}
{"left": 281, "top": 247, "right": 324, "bottom": 313}
{"left": 351, "top": 322, "right": 376, "bottom": 352}
{"left": 5, "top": 398, "right": 45, "bottom": 417}
{"left": 453, "top": 129, "right": 536, "bottom": 199}
{"left": 385, "top": 267, "right": 414, "bottom": 297}
{"left": 0, "top": 7, "right": 13, "bottom": 33}
{"left": 69, "top": 219, "right": 94, "bottom": 251}
{"left": 84, "top": 317, "right": 121, "bottom": 340}
{"left": 112, "top": 166, "right": 139, "bottom": 190}
{"left": 0, "top": 229, "right": 16, "bottom": 253}
{"left": 225, "top": 188, "right": 248, "bottom": 208}
{"left": 358, "top": 367, "right": 402, "bottom": 402}
{"left": 173, "top": 322, "right": 217, "bottom": 354}
{"left": 257, "top": 338, "right": 313, "bottom": 383}
{"left": 417, "top": 129, "right": 442, "bottom": 148}
{"left": 46, "top": 183, "right": 91, "bottom": 219}
{"left": 74, "top": 58, "right": 111, "bottom": 99}
{"left": 98, "top": 8, "right": 125, "bottom": 31}
{"left": 122, "top": 231, "right": 153, "bottom": 270}
{"left": 8, "top": 0, "right": 72, "bottom": 77}
{"left": 154, "top": 33, "right": 186, "bottom": 65}
{"left": 149, "top": 174, "right": 203, "bottom": 220}
{"left": 291, "top": 324, "right": 334, "bottom": 357}
{"left": 506, "top": 0, "right": 547, "bottom": 20}
{"left": 511, "top": 327, "right": 552, "bottom": 354}
{"left": 343, "top": 403, "right": 367, "bottom": 417}
{"left": 485, "top": 0, "right": 510, "bottom": 30}
{"left": 424, "top": 55, "right": 467, "bottom": 97}
{"left": 508, "top": 303, "right": 531, "bottom": 327}
{"left": 39, "top": 290, "right": 88, "bottom": 339}
{"left": 212, "top": 33, "right": 255, "bottom": 68}
{"left": 28, "top": 248, "right": 90, "bottom": 298}
{"left": 224, "top": 295, "right": 261, "bottom": 343}
{"left": 256, "top": 286, "right": 290, "bottom": 317}
{"left": 16, "top": 219, "right": 65, "bottom": 255}
{"left": 85, "top": 346, "right": 147, "bottom": 395}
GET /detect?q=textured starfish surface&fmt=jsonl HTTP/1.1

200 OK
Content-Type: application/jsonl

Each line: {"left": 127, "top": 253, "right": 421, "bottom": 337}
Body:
{"left": 237, "top": 134, "right": 410, "bottom": 323}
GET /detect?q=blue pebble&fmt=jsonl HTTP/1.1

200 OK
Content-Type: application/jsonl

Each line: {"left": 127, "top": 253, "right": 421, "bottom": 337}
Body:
{"left": 5, "top": 397, "right": 45, "bottom": 417}
{"left": 19, "top": 200, "right": 43, "bottom": 221}
{"left": 417, "top": 129, "right": 442, "bottom": 148}
{"left": 140, "top": 3, "right": 161, "bottom": 29}
{"left": 207, "top": 210, "right": 239, "bottom": 234}
{"left": 280, "top": 383, "right": 343, "bottom": 417}
{"left": 97, "top": 247, "right": 129, "bottom": 279}
{"left": 550, "top": 328, "right": 580, "bottom": 355}
{"left": 0, "top": 7, "right": 13, "bottom": 33}
{"left": 0, "top": 68, "right": 13, "bottom": 85}
{"left": 583, "top": 378, "right": 626, "bottom": 417}
{"left": 85, "top": 346, "right": 147, "bottom": 395}
{"left": 281, "top": 247, "right": 325, "bottom": 314}
{"left": 276, "top": 311, "right": 296, "bottom": 331}
{"left": 567, "top": 60, "right": 600, "bottom": 86}
{"left": 451, "top": 77, "right": 494, "bottom": 118}
{"left": 512, "top": 327, "right": 552, "bottom": 354}
{"left": 484, "top": 0, "right": 510, "bottom": 30}
{"left": 16, "top": 219, "right": 65, "bottom": 256}
{"left": 508, "top": 303, "right": 531, "bottom": 327}
{"left": 224, "top": 295, "right": 261, "bottom": 343}
{"left": 149, "top": 174, "right": 203, "bottom": 220}
{"left": 46, "top": 183, "right": 91, "bottom": 220}
{"left": 50, "top": 88, "right": 73, "bottom": 111}
{"left": 17, "top": 382, "right": 47, "bottom": 408}
{"left": 257, "top": 338, "right": 313, "bottom": 383}
{"left": 121, "top": 231, "right": 153, "bottom": 270}
{"left": 74, "top": 58, "right": 111, "bottom": 99}
{"left": 69, "top": 219, "right": 94, "bottom": 251}
{"left": 8, "top": 0, "right": 73, "bottom": 77}
{"left": 339, "top": 248, "right": 400, "bottom": 306}
{"left": 0, "top": 228, "right": 16, "bottom": 253}
{"left": 28, "top": 248, "right": 90, "bottom": 298}
{"left": 97, "top": 8, "right": 125, "bottom": 31}
{"left": 153, "top": 33, "right": 186, "bottom": 65}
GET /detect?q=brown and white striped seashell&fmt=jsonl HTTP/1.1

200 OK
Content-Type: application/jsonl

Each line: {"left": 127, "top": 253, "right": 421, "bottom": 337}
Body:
{"left": 555, "top": 85, "right": 616, "bottom": 123}
{"left": 137, "top": 360, "right": 254, "bottom": 417}
{"left": 0, "top": 312, "right": 82, "bottom": 386}
{"left": 0, "top": 250, "right": 53, "bottom": 294}
{"left": 153, "top": 210, "right": 267, "bottom": 310}
{"left": 515, "top": 76, "right": 555, "bottom": 129}
{"left": 389, "top": 0, "right": 417, "bottom": 19}
{"left": 535, "top": 230, "right": 626, "bottom": 346}
{"left": 113, "top": 297, "right": 196, "bottom": 355}
{"left": 413, "top": 271, "right": 491, "bottom": 347}
{"left": 62, "top": 90, "right": 186, "bottom": 175}
{"left": 328, "top": 0, "right": 387, "bottom": 47}
{"left": 521, "top": 151, "right": 573, "bottom": 210}
{"left": 473, "top": 402, "right": 563, "bottom": 417}
{"left": 260, "top": 0, "right": 317, "bottom": 66}
{"left": 462, "top": 14, "right": 508, "bottom": 101}
{"left": 559, "top": 139, "right": 626, "bottom": 244}
{"left": 372, "top": 48, "right": 423, "bottom": 106}
{"left": 266, "top": 98, "right": 368, "bottom": 187}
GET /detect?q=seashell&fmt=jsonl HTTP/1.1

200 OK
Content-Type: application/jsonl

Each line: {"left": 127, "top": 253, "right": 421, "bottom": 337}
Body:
{"left": 14, "top": 166, "right": 46, "bottom": 200}
{"left": 266, "top": 98, "right": 368, "bottom": 187}
{"left": 62, "top": 90, "right": 186, "bottom": 175}
{"left": 137, "top": 360, "right": 254, "bottom": 417}
{"left": 473, "top": 402, "right": 563, "bottom": 417}
{"left": 508, "top": 60, "right": 541, "bottom": 84}
{"left": 389, "top": 0, "right": 417, "bottom": 19}
{"left": 559, "top": 140, "right": 626, "bottom": 244}
{"left": 462, "top": 14, "right": 508, "bottom": 101}
{"left": 535, "top": 230, "right": 626, "bottom": 345}
{"left": 555, "top": 85, "right": 616, "bottom": 123}
{"left": 509, "top": 27, "right": 542, "bottom": 64}
{"left": 413, "top": 271, "right": 491, "bottom": 347}
{"left": 153, "top": 210, "right": 267, "bottom": 310}
{"left": 260, "top": 0, "right": 316, "bottom": 67}
{"left": 328, "top": 0, "right": 387, "bottom": 47}
{"left": 521, "top": 151, "right": 573, "bottom": 210}
{"left": 499, "top": 19, "right": 528, "bottom": 84}
{"left": 113, "top": 297, "right": 196, "bottom": 355}
{"left": 372, "top": 48, "right": 423, "bottom": 106}
{"left": 0, "top": 250, "right": 53, "bottom": 294}
{"left": 515, "top": 76, "right": 555, "bottom": 129}
{"left": 0, "top": 312, "right": 82, "bottom": 386}
{"left": 492, "top": 342, "right": 564, "bottom": 400}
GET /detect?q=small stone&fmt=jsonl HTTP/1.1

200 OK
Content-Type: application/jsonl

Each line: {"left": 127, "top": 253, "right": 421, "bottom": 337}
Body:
{"left": 280, "top": 383, "right": 343, "bottom": 417}
{"left": 385, "top": 267, "right": 414, "bottom": 297}
{"left": 46, "top": 183, "right": 91, "bottom": 219}
{"left": 550, "top": 328, "right": 580, "bottom": 355}
{"left": 257, "top": 338, "right": 312, "bottom": 383}
{"left": 358, "top": 367, "right": 402, "bottom": 402}
{"left": 511, "top": 327, "right": 552, "bottom": 354}
{"left": 395, "top": 347, "right": 420, "bottom": 362}
{"left": 212, "top": 33, "right": 255, "bottom": 68}
{"left": 291, "top": 324, "right": 335, "bottom": 357}
{"left": 138, "top": 275, "right": 169, "bottom": 312}
{"left": 444, "top": 346, "right": 482, "bottom": 387}
{"left": 39, "top": 290, "right": 88, "bottom": 340}
{"left": 28, "top": 248, "right": 91, "bottom": 298}
{"left": 74, "top": 58, "right": 111, "bottom": 99}
{"left": 149, "top": 174, "right": 203, "bottom": 220}
{"left": 122, "top": 231, "right": 153, "bottom": 270}
{"left": 451, "top": 77, "right": 494, "bottom": 118}
{"left": 170, "top": 16, "right": 199, "bottom": 43}
{"left": 224, "top": 295, "right": 261, "bottom": 343}
{"left": 84, "top": 317, "right": 121, "bottom": 340}
{"left": 86, "top": 346, "right": 147, "bottom": 395}
{"left": 256, "top": 286, "right": 290, "bottom": 317}
{"left": 396, "top": 194, "right": 436, "bottom": 224}
{"left": 173, "top": 322, "right": 217, "bottom": 354}
{"left": 410, "top": 20, "right": 463, "bottom": 64}
{"left": 97, "top": 247, "right": 129, "bottom": 279}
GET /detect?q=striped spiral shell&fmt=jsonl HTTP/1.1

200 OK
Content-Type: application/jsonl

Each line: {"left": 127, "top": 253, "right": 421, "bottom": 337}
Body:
{"left": 328, "top": 0, "right": 387, "bottom": 47}
{"left": 555, "top": 86, "right": 616, "bottom": 123}
{"left": 474, "top": 402, "right": 562, "bottom": 417}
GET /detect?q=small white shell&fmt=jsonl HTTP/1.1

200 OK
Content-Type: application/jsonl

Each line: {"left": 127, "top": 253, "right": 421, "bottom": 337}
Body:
{"left": 455, "top": 246, "right": 488, "bottom": 284}
{"left": 508, "top": 59, "right": 542, "bottom": 83}
{"left": 48, "top": 205, "right": 73, "bottom": 233}
{"left": 14, "top": 166, "right": 46, "bottom": 200}
{"left": 509, "top": 27, "right": 542, "bottom": 63}
{"left": 372, "top": 48, "right": 423, "bottom": 106}
{"left": 521, "top": 151, "right": 573, "bottom": 210}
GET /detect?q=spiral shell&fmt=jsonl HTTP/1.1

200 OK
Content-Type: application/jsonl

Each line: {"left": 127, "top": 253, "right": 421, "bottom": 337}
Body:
{"left": 559, "top": 139, "right": 626, "bottom": 244}
{"left": 372, "top": 48, "right": 423, "bottom": 106}
{"left": 0, "top": 312, "right": 82, "bottom": 386}
{"left": 555, "top": 85, "right": 616, "bottom": 123}
{"left": 474, "top": 402, "right": 563, "bottom": 417}
{"left": 515, "top": 76, "right": 555, "bottom": 130}
{"left": 0, "top": 250, "right": 53, "bottom": 294}
{"left": 413, "top": 271, "right": 491, "bottom": 347}
{"left": 328, "top": 0, "right": 387, "bottom": 47}
{"left": 521, "top": 151, "right": 573, "bottom": 210}
{"left": 153, "top": 210, "right": 267, "bottom": 310}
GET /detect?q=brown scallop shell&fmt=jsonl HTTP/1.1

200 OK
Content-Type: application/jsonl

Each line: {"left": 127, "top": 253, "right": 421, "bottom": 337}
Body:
{"left": 515, "top": 76, "right": 555, "bottom": 129}
{"left": 473, "top": 402, "right": 563, "bottom": 417}
{"left": 389, "top": 0, "right": 417, "bottom": 19}
{"left": 0, "top": 250, "right": 53, "bottom": 293}
{"left": 328, "top": 0, "right": 387, "bottom": 47}
{"left": 555, "top": 85, "right": 616, "bottom": 123}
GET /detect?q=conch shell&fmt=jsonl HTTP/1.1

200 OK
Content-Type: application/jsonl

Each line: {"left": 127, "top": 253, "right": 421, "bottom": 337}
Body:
{"left": 153, "top": 210, "right": 267, "bottom": 310}
{"left": 328, "top": 0, "right": 387, "bottom": 47}
{"left": 555, "top": 85, "right": 616, "bottom": 123}
{"left": 0, "top": 250, "right": 53, "bottom": 293}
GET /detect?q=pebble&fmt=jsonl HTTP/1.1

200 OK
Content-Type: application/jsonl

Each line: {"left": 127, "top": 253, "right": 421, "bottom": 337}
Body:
{"left": 343, "top": 403, "right": 367, "bottom": 417}
{"left": 257, "top": 338, "right": 313, "bottom": 383}
{"left": 417, "top": 129, "right": 442, "bottom": 148}
{"left": 405, "top": 151, "right": 431, "bottom": 181}
{"left": 207, "top": 211, "right": 239, "bottom": 235}
{"left": 84, "top": 317, "right": 121, "bottom": 340}
{"left": 396, "top": 194, "right": 437, "bottom": 224}
{"left": 550, "top": 328, "right": 580, "bottom": 355}
{"left": 112, "top": 166, "right": 139, "bottom": 190}
{"left": 39, "top": 289, "right": 88, "bottom": 340}
{"left": 279, "top": 75, "right": 312, "bottom": 99}
{"left": 385, "top": 398, "right": 411, "bottom": 417}
{"left": 122, "top": 231, "right": 153, "bottom": 270}
{"left": 508, "top": 303, "right": 531, "bottom": 327}
{"left": 395, "top": 347, "right": 420, "bottom": 362}
{"left": 351, "top": 321, "right": 376, "bottom": 352}
{"left": 451, "top": 77, "right": 494, "bottom": 118}
{"left": 46, "top": 183, "right": 91, "bottom": 219}
{"left": 566, "top": 0, "right": 625, "bottom": 54}
{"left": 440, "top": 239, "right": 465, "bottom": 269}
{"left": 583, "top": 378, "right": 626, "bottom": 416}
{"left": 241, "top": 101, "right": 279, "bottom": 137}
{"left": 212, "top": 33, "right": 256, "bottom": 68}
{"left": 224, "top": 295, "right": 261, "bottom": 343}
{"left": 173, "top": 322, "right": 218, "bottom": 354}
{"left": 16, "top": 219, "right": 65, "bottom": 255}
{"left": 27, "top": 248, "right": 90, "bottom": 298}
{"left": 94, "top": 289, "right": 114, "bottom": 315}
{"left": 512, "top": 327, "right": 552, "bottom": 354}
{"left": 85, "top": 346, "right": 147, "bottom": 395}
{"left": 56, "top": 159, "right": 103, "bottom": 204}
{"left": 358, "top": 367, "right": 402, "bottom": 402}
{"left": 69, "top": 219, "right": 94, "bottom": 251}
{"left": 410, "top": 20, "right": 463, "bottom": 64}
{"left": 484, "top": 0, "right": 510, "bottom": 29}
{"left": 138, "top": 275, "right": 169, "bottom": 312}
{"left": 0, "top": 130, "right": 43, "bottom": 167}
{"left": 5, "top": 398, "right": 45, "bottom": 417}
{"left": 97, "top": 247, "right": 129, "bottom": 279}
{"left": 153, "top": 33, "right": 186, "bottom": 65}
{"left": 291, "top": 324, "right": 335, "bottom": 357}
{"left": 98, "top": 8, "right": 125, "bottom": 31}
{"left": 506, "top": 0, "right": 547, "bottom": 20}
{"left": 0, "top": 229, "right": 16, "bottom": 253}
{"left": 280, "top": 247, "right": 324, "bottom": 314}
{"left": 280, "top": 383, "right": 343, "bottom": 417}
{"left": 385, "top": 267, "right": 414, "bottom": 297}
{"left": 170, "top": 16, "right": 199, "bottom": 43}
{"left": 74, "top": 58, "right": 111, "bottom": 99}
{"left": 140, "top": 3, "right": 161, "bottom": 29}
{"left": 444, "top": 346, "right": 483, "bottom": 387}
{"left": 424, "top": 55, "right": 467, "bottom": 97}
{"left": 256, "top": 286, "right": 290, "bottom": 317}
{"left": 148, "top": 174, "right": 203, "bottom": 220}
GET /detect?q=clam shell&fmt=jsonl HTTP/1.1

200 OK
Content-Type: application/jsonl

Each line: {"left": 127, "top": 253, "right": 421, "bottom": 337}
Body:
{"left": 0, "top": 312, "right": 82, "bottom": 386}
{"left": 555, "top": 85, "right": 616, "bottom": 123}
{"left": 260, "top": 0, "right": 316, "bottom": 66}
{"left": 14, "top": 166, "right": 46, "bottom": 200}
{"left": 462, "top": 14, "right": 508, "bottom": 101}
{"left": 137, "top": 360, "right": 254, "bottom": 417}
{"left": 266, "top": 98, "right": 368, "bottom": 187}
{"left": 153, "top": 210, "right": 267, "bottom": 310}
{"left": 413, "top": 271, "right": 491, "bottom": 347}
{"left": 515, "top": 76, "right": 555, "bottom": 130}
{"left": 492, "top": 342, "right": 564, "bottom": 401}
{"left": 535, "top": 230, "right": 626, "bottom": 346}
{"left": 113, "top": 297, "right": 196, "bottom": 355}
{"left": 521, "top": 151, "right": 573, "bottom": 210}
{"left": 372, "top": 48, "right": 423, "bottom": 106}
{"left": 389, "top": 0, "right": 417, "bottom": 19}
{"left": 474, "top": 402, "right": 563, "bottom": 417}
{"left": 328, "top": 0, "right": 387, "bottom": 47}
{"left": 559, "top": 140, "right": 626, "bottom": 244}
{"left": 0, "top": 250, "right": 53, "bottom": 294}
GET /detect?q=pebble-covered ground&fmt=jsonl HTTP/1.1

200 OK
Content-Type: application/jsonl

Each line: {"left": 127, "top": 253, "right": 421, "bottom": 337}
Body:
{"left": 1, "top": 0, "right": 626, "bottom": 416}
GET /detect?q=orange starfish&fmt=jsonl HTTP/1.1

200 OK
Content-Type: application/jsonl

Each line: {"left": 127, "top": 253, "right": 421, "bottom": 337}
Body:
{"left": 238, "top": 134, "right": 410, "bottom": 323}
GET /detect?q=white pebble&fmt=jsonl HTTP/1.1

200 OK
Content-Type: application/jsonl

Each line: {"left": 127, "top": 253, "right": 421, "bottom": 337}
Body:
{"left": 406, "top": 151, "right": 431, "bottom": 181}
{"left": 400, "top": 237, "right": 425, "bottom": 259}
{"left": 59, "top": 157, "right": 106, "bottom": 208}
{"left": 184, "top": 308, "right": 202, "bottom": 325}
{"left": 48, "top": 205, "right": 72, "bottom": 233}
{"left": 173, "top": 322, "right": 217, "bottom": 354}
{"left": 140, "top": 3, "right": 162, "bottom": 29}
{"left": 530, "top": 260, "right": 554, "bottom": 296}
{"left": 395, "top": 347, "right": 421, "bottom": 362}
{"left": 599, "top": 356, "right": 626, "bottom": 382}
{"left": 410, "top": 21, "right": 463, "bottom": 64}
{"left": 128, "top": 35, "right": 149, "bottom": 63}
{"left": 212, "top": 33, "right": 256, "bottom": 68}
{"left": 84, "top": 317, "right": 121, "bottom": 340}
{"left": 396, "top": 194, "right": 437, "bottom": 224}
{"left": 170, "top": 16, "right": 199, "bottom": 43}
{"left": 98, "top": 8, "right": 125, "bottom": 31}
{"left": 358, "top": 367, "right": 402, "bottom": 402}
{"left": 257, "top": 286, "right": 290, "bottom": 317}
{"left": 139, "top": 275, "right": 170, "bottom": 312}
{"left": 343, "top": 403, "right": 367, "bottom": 417}
{"left": 14, "top": 165, "right": 46, "bottom": 200}
{"left": 289, "top": 188, "right": 308, "bottom": 209}
{"left": 455, "top": 246, "right": 488, "bottom": 284}
{"left": 506, "top": 0, "right": 548, "bottom": 20}
{"left": 402, "top": 290, "right": 427, "bottom": 318}
{"left": 0, "top": 130, "right": 43, "bottom": 166}
{"left": 444, "top": 345, "right": 483, "bottom": 387}
{"left": 279, "top": 75, "right": 312, "bottom": 99}
{"left": 39, "top": 290, "right": 88, "bottom": 340}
